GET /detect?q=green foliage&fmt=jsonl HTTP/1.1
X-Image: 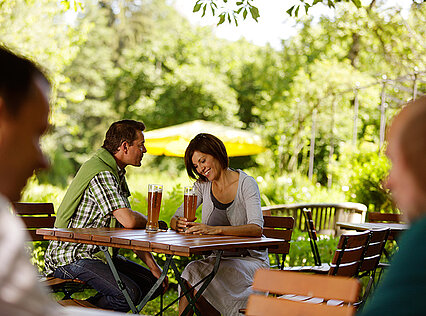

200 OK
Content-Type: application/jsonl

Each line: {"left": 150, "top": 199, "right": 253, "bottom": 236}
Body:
{"left": 3, "top": 0, "right": 423, "bottom": 188}
{"left": 280, "top": 230, "right": 339, "bottom": 267}
{"left": 253, "top": 171, "right": 346, "bottom": 206}
{"left": 5, "top": 1, "right": 425, "bottom": 313}
{"left": 339, "top": 146, "right": 394, "bottom": 212}
{"left": 27, "top": 241, "right": 49, "bottom": 273}
{"left": 21, "top": 176, "right": 66, "bottom": 208}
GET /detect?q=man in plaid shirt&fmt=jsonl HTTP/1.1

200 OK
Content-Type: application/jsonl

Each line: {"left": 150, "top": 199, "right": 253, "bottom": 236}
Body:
{"left": 45, "top": 120, "right": 168, "bottom": 312}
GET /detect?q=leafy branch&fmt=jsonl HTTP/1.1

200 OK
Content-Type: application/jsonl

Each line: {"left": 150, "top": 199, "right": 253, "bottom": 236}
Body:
{"left": 193, "top": 0, "right": 258, "bottom": 26}
{"left": 192, "top": 0, "right": 363, "bottom": 25}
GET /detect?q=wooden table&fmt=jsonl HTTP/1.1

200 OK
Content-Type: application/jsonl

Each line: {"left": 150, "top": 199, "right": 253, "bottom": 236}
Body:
{"left": 37, "top": 228, "right": 286, "bottom": 315}
{"left": 336, "top": 221, "right": 408, "bottom": 236}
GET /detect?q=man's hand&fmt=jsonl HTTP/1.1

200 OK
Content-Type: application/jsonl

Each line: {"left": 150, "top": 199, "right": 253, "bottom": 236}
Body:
{"left": 135, "top": 250, "right": 169, "bottom": 292}
{"left": 150, "top": 263, "right": 169, "bottom": 293}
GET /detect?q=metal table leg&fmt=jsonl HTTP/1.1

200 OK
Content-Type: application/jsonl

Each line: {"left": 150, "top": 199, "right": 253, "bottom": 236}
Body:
{"left": 102, "top": 247, "right": 222, "bottom": 315}
{"left": 177, "top": 251, "right": 223, "bottom": 316}
{"left": 100, "top": 246, "right": 138, "bottom": 314}
{"left": 136, "top": 254, "right": 172, "bottom": 313}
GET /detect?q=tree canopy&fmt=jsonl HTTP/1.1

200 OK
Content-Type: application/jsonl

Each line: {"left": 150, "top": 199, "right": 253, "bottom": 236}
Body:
{"left": 1, "top": 0, "right": 424, "bottom": 190}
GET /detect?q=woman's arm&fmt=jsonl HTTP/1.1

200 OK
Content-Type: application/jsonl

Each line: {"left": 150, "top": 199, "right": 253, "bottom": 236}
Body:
{"left": 185, "top": 222, "right": 262, "bottom": 237}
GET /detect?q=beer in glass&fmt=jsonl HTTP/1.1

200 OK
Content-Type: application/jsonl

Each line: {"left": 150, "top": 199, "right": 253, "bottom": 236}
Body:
{"left": 147, "top": 184, "right": 163, "bottom": 232}
{"left": 184, "top": 186, "right": 197, "bottom": 231}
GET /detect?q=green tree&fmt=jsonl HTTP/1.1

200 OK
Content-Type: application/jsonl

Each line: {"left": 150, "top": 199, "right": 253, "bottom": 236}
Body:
{"left": 0, "top": 0, "right": 91, "bottom": 185}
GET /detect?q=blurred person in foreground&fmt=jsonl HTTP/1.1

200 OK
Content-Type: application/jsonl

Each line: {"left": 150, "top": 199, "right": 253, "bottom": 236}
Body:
{"left": 170, "top": 133, "right": 268, "bottom": 316}
{"left": 44, "top": 120, "right": 168, "bottom": 312}
{"left": 358, "top": 95, "right": 426, "bottom": 316}
{"left": 0, "top": 45, "right": 109, "bottom": 316}
{"left": 0, "top": 44, "right": 60, "bottom": 316}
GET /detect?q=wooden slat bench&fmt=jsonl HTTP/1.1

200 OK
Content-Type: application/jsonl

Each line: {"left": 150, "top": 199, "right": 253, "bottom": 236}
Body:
{"left": 57, "top": 299, "right": 98, "bottom": 308}
{"left": 12, "top": 202, "right": 89, "bottom": 300}
{"left": 246, "top": 270, "right": 361, "bottom": 316}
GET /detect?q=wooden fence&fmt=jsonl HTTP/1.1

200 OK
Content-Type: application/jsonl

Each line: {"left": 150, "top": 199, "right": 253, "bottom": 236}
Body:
{"left": 261, "top": 202, "right": 367, "bottom": 236}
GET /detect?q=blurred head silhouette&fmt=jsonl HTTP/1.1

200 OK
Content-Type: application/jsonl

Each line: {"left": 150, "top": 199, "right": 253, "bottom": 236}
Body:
{"left": 385, "top": 95, "right": 426, "bottom": 222}
{"left": 0, "top": 46, "right": 50, "bottom": 202}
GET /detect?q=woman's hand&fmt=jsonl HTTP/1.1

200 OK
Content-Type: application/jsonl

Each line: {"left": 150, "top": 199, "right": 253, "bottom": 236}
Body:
{"left": 173, "top": 216, "right": 197, "bottom": 232}
{"left": 185, "top": 222, "right": 222, "bottom": 235}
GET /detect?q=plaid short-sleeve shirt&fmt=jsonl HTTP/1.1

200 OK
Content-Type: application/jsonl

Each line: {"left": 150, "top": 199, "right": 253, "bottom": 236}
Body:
{"left": 44, "top": 170, "right": 130, "bottom": 275}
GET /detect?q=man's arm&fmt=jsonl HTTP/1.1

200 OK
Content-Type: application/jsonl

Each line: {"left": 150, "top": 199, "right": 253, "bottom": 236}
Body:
{"left": 113, "top": 208, "right": 147, "bottom": 228}
{"left": 134, "top": 250, "right": 169, "bottom": 291}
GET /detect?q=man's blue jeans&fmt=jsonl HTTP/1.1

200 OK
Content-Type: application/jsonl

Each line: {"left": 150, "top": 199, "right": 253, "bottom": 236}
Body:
{"left": 53, "top": 255, "right": 162, "bottom": 312}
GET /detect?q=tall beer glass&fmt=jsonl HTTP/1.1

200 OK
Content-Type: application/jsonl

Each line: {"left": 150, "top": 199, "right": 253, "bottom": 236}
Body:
{"left": 184, "top": 186, "right": 197, "bottom": 231}
{"left": 147, "top": 184, "right": 163, "bottom": 233}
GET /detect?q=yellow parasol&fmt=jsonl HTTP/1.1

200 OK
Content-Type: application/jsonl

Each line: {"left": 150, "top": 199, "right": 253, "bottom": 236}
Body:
{"left": 144, "top": 120, "right": 266, "bottom": 157}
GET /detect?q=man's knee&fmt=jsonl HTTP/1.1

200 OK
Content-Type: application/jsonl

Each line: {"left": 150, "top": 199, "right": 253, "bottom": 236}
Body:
{"left": 106, "top": 283, "right": 142, "bottom": 312}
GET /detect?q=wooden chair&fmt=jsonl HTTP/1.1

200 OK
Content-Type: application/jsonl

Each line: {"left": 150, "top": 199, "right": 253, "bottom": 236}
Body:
{"left": 356, "top": 228, "right": 390, "bottom": 305}
{"left": 246, "top": 269, "right": 361, "bottom": 316}
{"left": 367, "top": 211, "right": 403, "bottom": 271}
{"left": 303, "top": 208, "right": 322, "bottom": 266}
{"left": 327, "top": 230, "right": 370, "bottom": 277}
{"left": 368, "top": 212, "right": 404, "bottom": 240}
{"left": 286, "top": 230, "right": 370, "bottom": 276}
{"left": 263, "top": 215, "right": 294, "bottom": 270}
{"left": 12, "top": 202, "right": 87, "bottom": 300}
{"left": 368, "top": 212, "right": 402, "bottom": 222}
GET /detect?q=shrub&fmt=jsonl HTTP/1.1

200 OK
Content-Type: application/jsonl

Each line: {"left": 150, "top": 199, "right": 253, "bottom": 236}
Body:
{"left": 250, "top": 170, "right": 346, "bottom": 206}
{"left": 341, "top": 149, "right": 395, "bottom": 212}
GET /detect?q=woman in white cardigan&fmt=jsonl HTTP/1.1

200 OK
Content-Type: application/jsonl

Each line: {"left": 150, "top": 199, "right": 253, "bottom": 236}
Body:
{"left": 170, "top": 133, "right": 268, "bottom": 316}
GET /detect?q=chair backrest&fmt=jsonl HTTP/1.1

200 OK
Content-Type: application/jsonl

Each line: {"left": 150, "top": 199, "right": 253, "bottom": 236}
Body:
{"left": 368, "top": 212, "right": 403, "bottom": 223}
{"left": 263, "top": 215, "right": 294, "bottom": 269}
{"left": 329, "top": 230, "right": 370, "bottom": 277}
{"left": 12, "top": 202, "right": 55, "bottom": 241}
{"left": 367, "top": 212, "right": 403, "bottom": 240}
{"left": 358, "top": 228, "right": 390, "bottom": 275}
{"left": 246, "top": 269, "right": 360, "bottom": 316}
{"left": 303, "top": 208, "right": 322, "bottom": 266}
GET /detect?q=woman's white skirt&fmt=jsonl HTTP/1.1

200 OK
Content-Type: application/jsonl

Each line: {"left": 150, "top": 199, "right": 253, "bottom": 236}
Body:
{"left": 180, "top": 255, "right": 269, "bottom": 316}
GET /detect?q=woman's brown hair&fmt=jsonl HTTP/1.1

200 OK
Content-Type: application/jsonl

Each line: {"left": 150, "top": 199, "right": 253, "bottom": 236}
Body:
{"left": 184, "top": 133, "right": 229, "bottom": 182}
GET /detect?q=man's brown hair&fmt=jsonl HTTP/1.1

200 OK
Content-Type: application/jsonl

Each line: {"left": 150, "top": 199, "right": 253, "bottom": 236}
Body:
{"left": 102, "top": 120, "right": 145, "bottom": 154}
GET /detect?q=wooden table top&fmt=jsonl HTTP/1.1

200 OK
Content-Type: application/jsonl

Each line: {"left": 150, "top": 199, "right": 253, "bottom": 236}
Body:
{"left": 336, "top": 221, "right": 408, "bottom": 233}
{"left": 36, "top": 228, "right": 286, "bottom": 257}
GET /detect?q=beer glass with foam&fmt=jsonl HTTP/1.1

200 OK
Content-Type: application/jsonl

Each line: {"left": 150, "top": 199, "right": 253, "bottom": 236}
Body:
{"left": 147, "top": 184, "right": 163, "bottom": 232}
{"left": 184, "top": 186, "right": 197, "bottom": 231}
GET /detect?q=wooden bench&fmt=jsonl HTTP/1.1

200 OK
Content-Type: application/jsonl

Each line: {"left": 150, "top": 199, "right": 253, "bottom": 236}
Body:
{"left": 246, "top": 270, "right": 360, "bottom": 316}
{"left": 57, "top": 299, "right": 98, "bottom": 309}
{"left": 12, "top": 202, "right": 88, "bottom": 299}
